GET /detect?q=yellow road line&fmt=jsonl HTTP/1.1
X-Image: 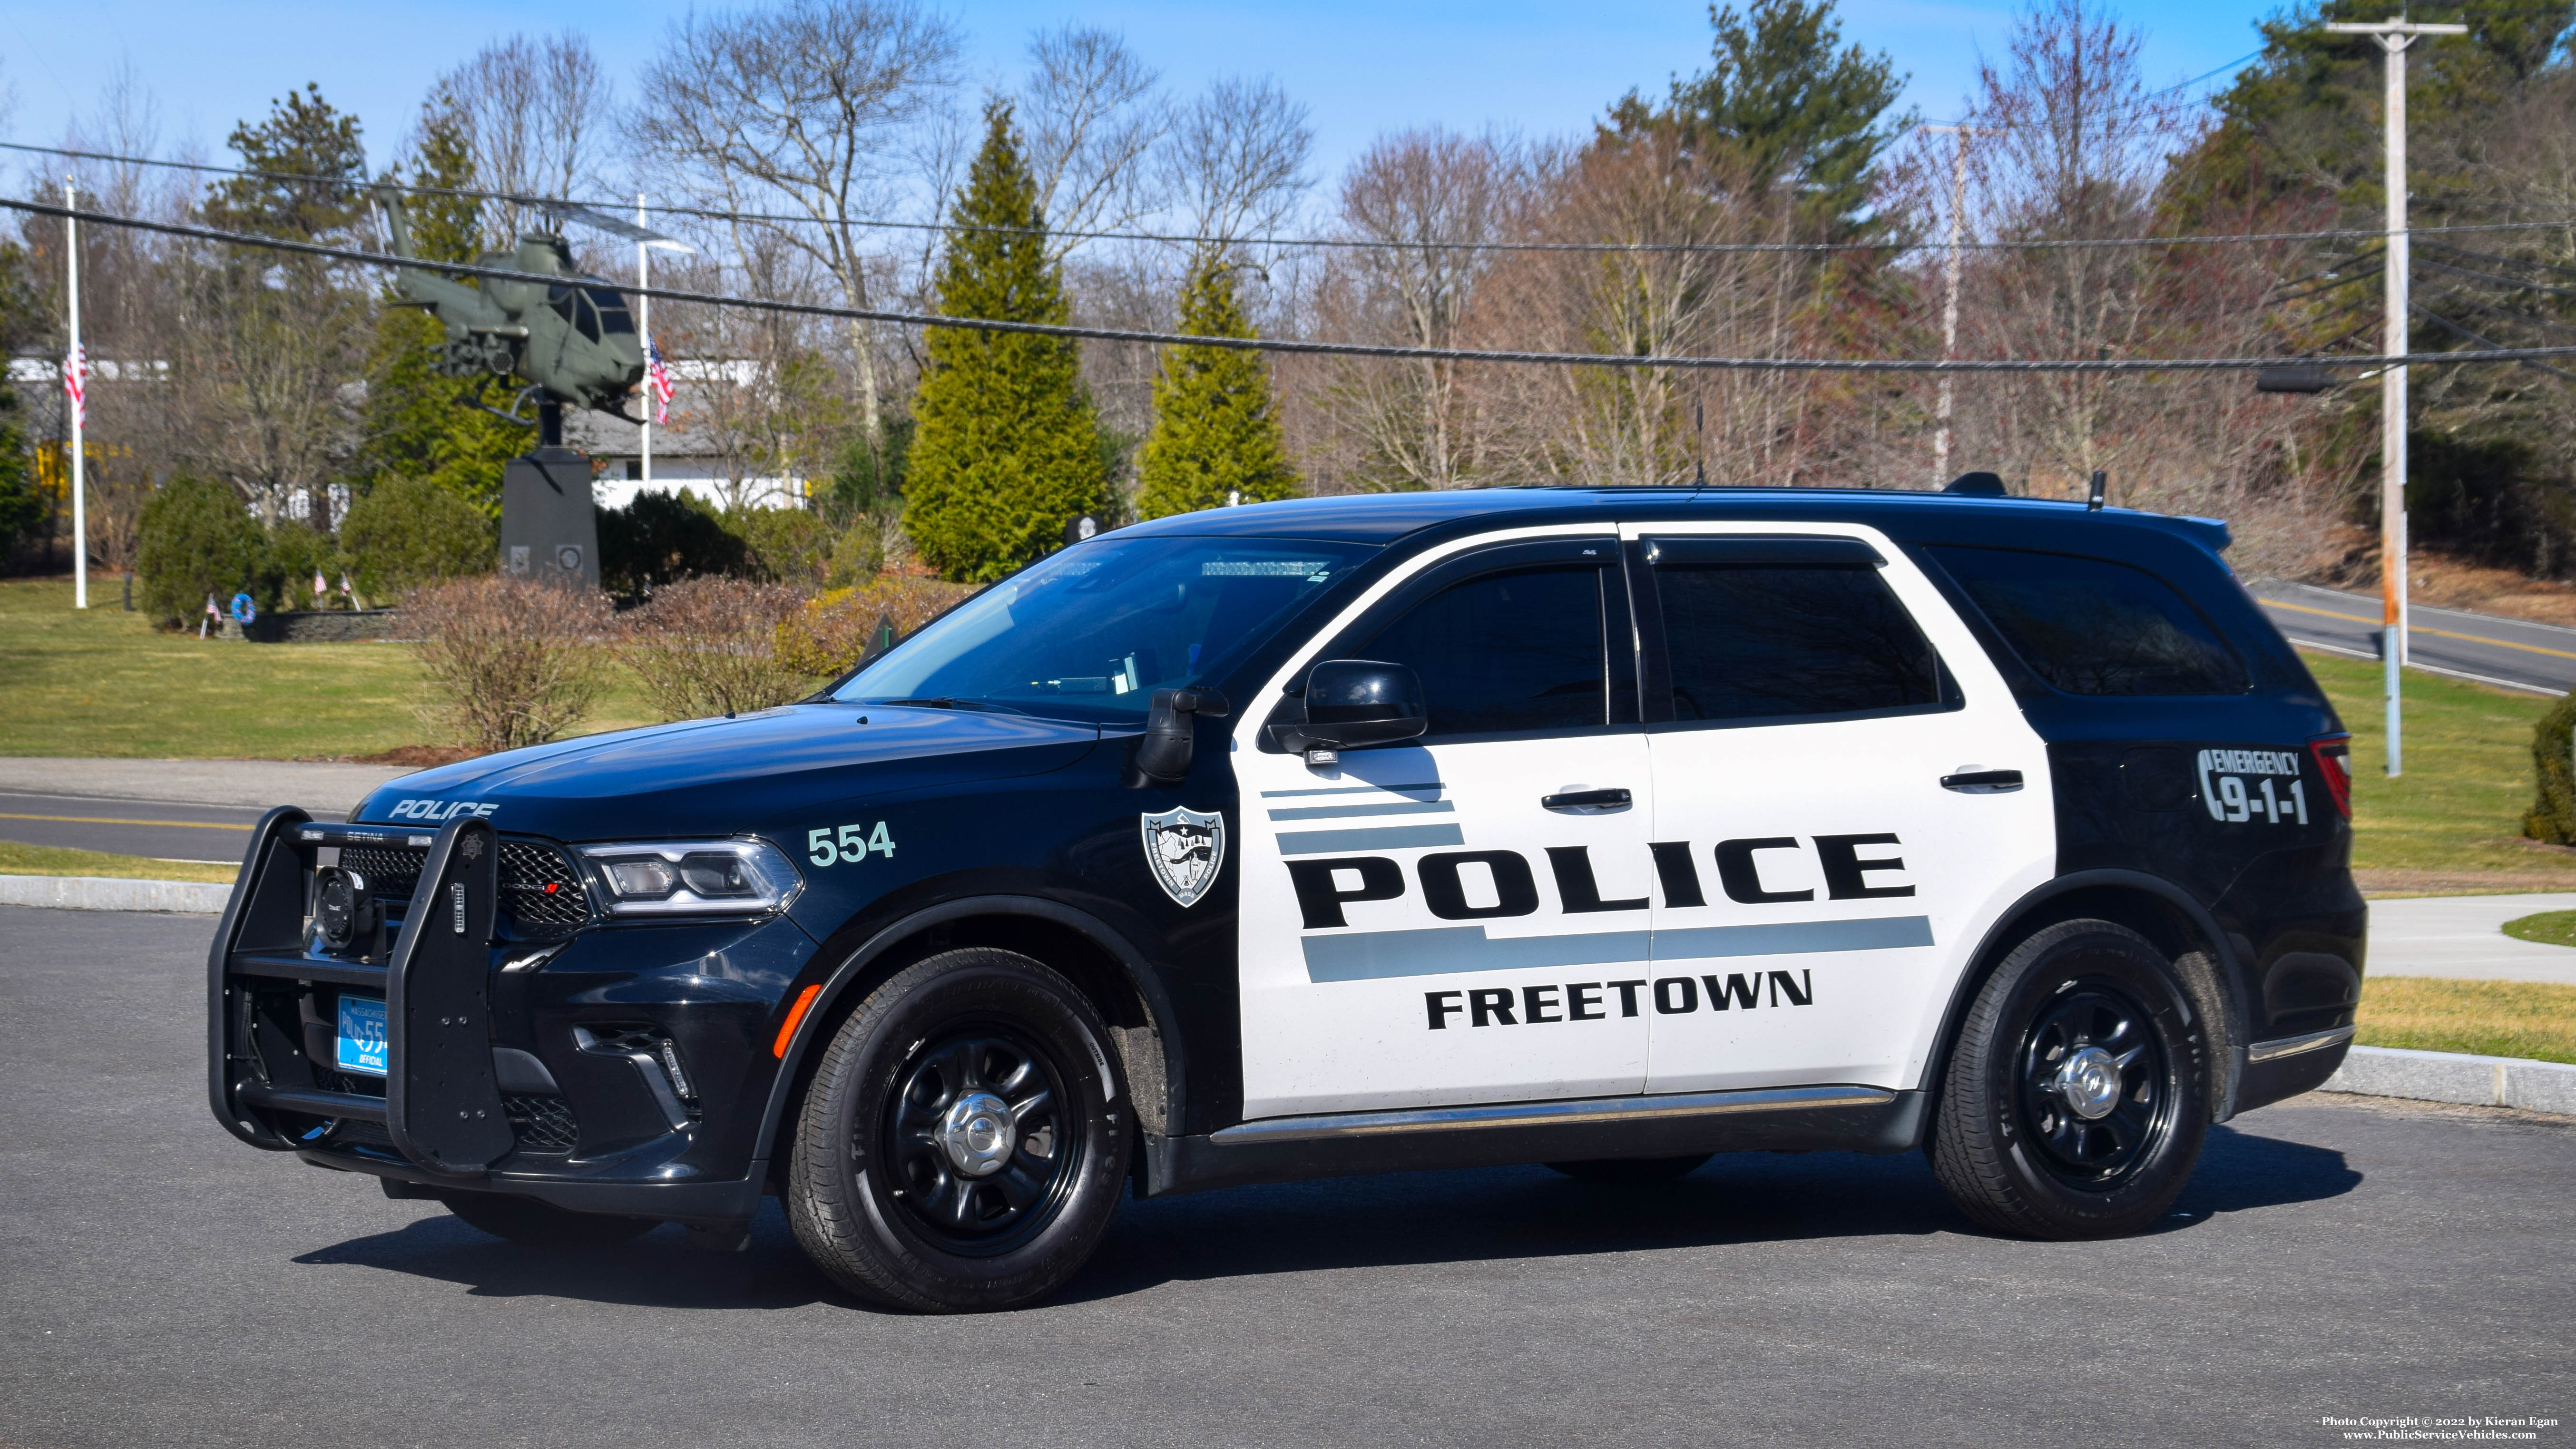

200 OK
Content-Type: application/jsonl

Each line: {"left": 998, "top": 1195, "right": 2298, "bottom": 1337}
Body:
{"left": 2259, "top": 598, "right": 2576, "bottom": 661}
{"left": 0, "top": 812, "right": 251, "bottom": 830}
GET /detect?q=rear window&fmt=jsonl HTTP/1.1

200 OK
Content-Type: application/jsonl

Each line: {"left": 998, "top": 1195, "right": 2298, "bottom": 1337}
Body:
{"left": 1654, "top": 562, "right": 1946, "bottom": 724}
{"left": 1928, "top": 546, "right": 2248, "bottom": 696}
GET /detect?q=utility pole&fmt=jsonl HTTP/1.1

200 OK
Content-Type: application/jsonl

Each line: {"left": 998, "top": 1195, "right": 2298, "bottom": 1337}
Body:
{"left": 63, "top": 178, "right": 87, "bottom": 610}
{"left": 2326, "top": 15, "right": 2464, "bottom": 778}
{"left": 1926, "top": 124, "right": 1985, "bottom": 485}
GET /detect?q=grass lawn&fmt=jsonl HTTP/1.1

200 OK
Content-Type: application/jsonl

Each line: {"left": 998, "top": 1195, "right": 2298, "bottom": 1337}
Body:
{"left": 2502, "top": 909, "right": 2576, "bottom": 947}
{"left": 2354, "top": 976, "right": 2576, "bottom": 1066}
{"left": 2299, "top": 651, "right": 2576, "bottom": 894}
{"left": 0, "top": 839, "right": 236, "bottom": 883}
{"left": 0, "top": 576, "right": 662, "bottom": 759}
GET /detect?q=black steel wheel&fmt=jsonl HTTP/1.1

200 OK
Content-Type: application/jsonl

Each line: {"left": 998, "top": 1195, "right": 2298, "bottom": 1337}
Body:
{"left": 787, "top": 947, "right": 1130, "bottom": 1312}
{"left": 436, "top": 1191, "right": 658, "bottom": 1248}
{"left": 883, "top": 1029, "right": 1080, "bottom": 1256}
{"left": 1929, "top": 919, "right": 2210, "bottom": 1239}
{"left": 1544, "top": 1155, "right": 1712, "bottom": 1184}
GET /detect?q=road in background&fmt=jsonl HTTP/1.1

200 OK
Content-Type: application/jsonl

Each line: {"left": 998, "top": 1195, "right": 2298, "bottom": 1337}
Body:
{"left": 0, "top": 790, "right": 282, "bottom": 863}
{"left": 0, "top": 760, "right": 404, "bottom": 864}
{"left": 2253, "top": 580, "right": 2576, "bottom": 695}
{"left": 5, "top": 906, "right": 2569, "bottom": 1449}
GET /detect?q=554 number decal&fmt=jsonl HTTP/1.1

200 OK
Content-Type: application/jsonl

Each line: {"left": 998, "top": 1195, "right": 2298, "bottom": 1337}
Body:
{"left": 808, "top": 821, "right": 898, "bottom": 866}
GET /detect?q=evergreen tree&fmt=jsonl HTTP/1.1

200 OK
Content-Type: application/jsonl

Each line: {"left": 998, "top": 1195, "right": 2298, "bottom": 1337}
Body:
{"left": 904, "top": 103, "right": 1106, "bottom": 583}
{"left": 1609, "top": 0, "right": 1907, "bottom": 234}
{"left": 203, "top": 83, "right": 369, "bottom": 241}
{"left": 353, "top": 91, "right": 527, "bottom": 516}
{"left": 1136, "top": 252, "right": 1297, "bottom": 519}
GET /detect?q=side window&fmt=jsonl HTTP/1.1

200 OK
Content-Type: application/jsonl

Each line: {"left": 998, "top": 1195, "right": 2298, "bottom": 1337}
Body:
{"left": 1928, "top": 546, "right": 2248, "bottom": 696}
{"left": 1359, "top": 565, "right": 1607, "bottom": 736}
{"left": 1655, "top": 562, "right": 1946, "bottom": 723}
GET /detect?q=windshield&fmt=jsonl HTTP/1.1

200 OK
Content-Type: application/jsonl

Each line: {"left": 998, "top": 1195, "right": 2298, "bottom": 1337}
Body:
{"left": 835, "top": 535, "right": 1376, "bottom": 723}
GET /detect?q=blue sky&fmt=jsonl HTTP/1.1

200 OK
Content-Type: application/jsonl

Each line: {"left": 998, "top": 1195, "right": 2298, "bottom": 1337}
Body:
{"left": 2, "top": 0, "right": 2289, "bottom": 196}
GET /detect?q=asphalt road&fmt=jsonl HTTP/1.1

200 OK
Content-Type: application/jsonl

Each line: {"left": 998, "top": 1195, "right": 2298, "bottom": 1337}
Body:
{"left": 2254, "top": 580, "right": 2576, "bottom": 695}
{"left": 0, "top": 790, "right": 274, "bottom": 864}
{"left": 4, "top": 906, "right": 2570, "bottom": 1449}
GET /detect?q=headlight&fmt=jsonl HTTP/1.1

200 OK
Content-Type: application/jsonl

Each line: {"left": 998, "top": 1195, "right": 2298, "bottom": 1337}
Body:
{"left": 577, "top": 839, "right": 803, "bottom": 918}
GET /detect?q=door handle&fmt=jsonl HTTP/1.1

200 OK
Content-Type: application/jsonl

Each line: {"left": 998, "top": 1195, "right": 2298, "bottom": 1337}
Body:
{"left": 1941, "top": 770, "right": 2025, "bottom": 793}
{"left": 1542, "top": 788, "right": 1632, "bottom": 810}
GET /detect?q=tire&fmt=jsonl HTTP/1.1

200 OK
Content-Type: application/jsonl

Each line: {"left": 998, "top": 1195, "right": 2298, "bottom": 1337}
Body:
{"left": 786, "top": 947, "right": 1131, "bottom": 1313}
{"left": 1929, "top": 919, "right": 2211, "bottom": 1240}
{"left": 437, "top": 1191, "right": 659, "bottom": 1247}
{"left": 1544, "top": 1155, "right": 1712, "bottom": 1184}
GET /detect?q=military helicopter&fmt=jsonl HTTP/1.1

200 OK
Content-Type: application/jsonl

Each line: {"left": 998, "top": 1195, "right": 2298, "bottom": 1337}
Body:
{"left": 375, "top": 187, "right": 678, "bottom": 427}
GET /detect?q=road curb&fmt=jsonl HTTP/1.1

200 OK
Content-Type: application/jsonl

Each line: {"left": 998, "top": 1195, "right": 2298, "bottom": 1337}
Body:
{"left": 2325, "top": 1045, "right": 2576, "bottom": 1116}
{"left": 0, "top": 874, "right": 231, "bottom": 914}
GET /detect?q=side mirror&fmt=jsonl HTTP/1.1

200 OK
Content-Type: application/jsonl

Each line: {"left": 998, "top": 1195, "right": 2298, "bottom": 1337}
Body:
{"left": 1133, "top": 687, "right": 1231, "bottom": 785}
{"left": 1270, "top": 659, "right": 1428, "bottom": 762}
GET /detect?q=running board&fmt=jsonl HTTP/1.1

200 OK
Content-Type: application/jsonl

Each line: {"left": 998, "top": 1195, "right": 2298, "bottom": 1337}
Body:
{"left": 1212, "top": 1084, "right": 1898, "bottom": 1146}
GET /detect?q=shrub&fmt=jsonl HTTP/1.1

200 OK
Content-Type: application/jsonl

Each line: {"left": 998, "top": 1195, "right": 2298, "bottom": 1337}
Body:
{"left": 617, "top": 577, "right": 810, "bottom": 722}
{"left": 402, "top": 577, "right": 614, "bottom": 755}
{"left": 824, "top": 516, "right": 889, "bottom": 589}
{"left": 2527, "top": 688, "right": 2576, "bottom": 844}
{"left": 726, "top": 505, "right": 837, "bottom": 587}
{"left": 135, "top": 475, "right": 264, "bottom": 627}
{"left": 773, "top": 574, "right": 977, "bottom": 678}
{"left": 340, "top": 476, "right": 494, "bottom": 602}
{"left": 597, "top": 489, "right": 745, "bottom": 604}
{"left": 260, "top": 522, "right": 336, "bottom": 612}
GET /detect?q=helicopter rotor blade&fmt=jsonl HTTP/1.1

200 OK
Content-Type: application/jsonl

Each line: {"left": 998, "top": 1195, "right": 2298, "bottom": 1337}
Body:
{"left": 526, "top": 198, "right": 695, "bottom": 252}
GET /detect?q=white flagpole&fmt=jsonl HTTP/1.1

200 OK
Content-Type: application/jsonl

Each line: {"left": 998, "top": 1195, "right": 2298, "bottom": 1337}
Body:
{"left": 637, "top": 193, "right": 652, "bottom": 490}
{"left": 64, "top": 177, "right": 87, "bottom": 611}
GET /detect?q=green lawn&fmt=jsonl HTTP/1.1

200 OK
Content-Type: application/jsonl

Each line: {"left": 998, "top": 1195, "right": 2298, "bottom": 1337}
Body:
{"left": 2300, "top": 651, "right": 2576, "bottom": 892}
{"left": 2502, "top": 909, "right": 2576, "bottom": 947}
{"left": 0, "top": 839, "right": 236, "bottom": 884}
{"left": 0, "top": 576, "right": 660, "bottom": 759}
{"left": 2355, "top": 976, "right": 2576, "bottom": 1065}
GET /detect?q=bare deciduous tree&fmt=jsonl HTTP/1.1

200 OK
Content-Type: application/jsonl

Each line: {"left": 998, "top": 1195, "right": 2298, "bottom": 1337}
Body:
{"left": 440, "top": 32, "right": 616, "bottom": 243}
{"left": 1160, "top": 77, "right": 1314, "bottom": 248}
{"left": 1021, "top": 26, "right": 1172, "bottom": 260}
{"left": 629, "top": 0, "right": 963, "bottom": 439}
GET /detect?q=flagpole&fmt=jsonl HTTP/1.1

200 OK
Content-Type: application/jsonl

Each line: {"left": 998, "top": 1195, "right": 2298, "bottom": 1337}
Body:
{"left": 62, "top": 178, "right": 88, "bottom": 610}
{"left": 637, "top": 193, "right": 652, "bottom": 490}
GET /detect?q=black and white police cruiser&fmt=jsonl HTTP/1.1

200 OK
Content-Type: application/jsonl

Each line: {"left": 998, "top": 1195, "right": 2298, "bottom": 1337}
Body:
{"left": 210, "top": 481, "right": 2365, "bottom": 1312}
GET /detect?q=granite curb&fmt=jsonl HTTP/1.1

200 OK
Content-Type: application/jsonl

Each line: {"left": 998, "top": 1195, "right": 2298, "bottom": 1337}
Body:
{"left": 2324, "top": 1044, "right": 2576, "bottom": 1116}
{"left": 0, "top": 874, "right": 232, "bottom": 914}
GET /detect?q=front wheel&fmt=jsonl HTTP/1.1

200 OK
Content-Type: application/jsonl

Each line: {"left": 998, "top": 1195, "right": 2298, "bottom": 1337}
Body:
{"left": 1928, "top": 919, "right": 2210, "bottom": 1239}
{"left": 786, "top": 947, "right": 1131, "bottom": 1312}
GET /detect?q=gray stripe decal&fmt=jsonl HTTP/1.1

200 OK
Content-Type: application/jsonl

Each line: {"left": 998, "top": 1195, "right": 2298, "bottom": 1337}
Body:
{"left": 1299, "top": 915, "right": 1935, "bottom": 982}
{"left": 1305, "top": 926, "right": 1651, "bottom": 982}
{"left": 1259, "top": 782, "right": 1443, "bottom": 798}
{"left": 1267, "top": 800, "right": 1458, "bottom": 822}
{"left": 1275, "top": 823, "right": 1466, "bottom": 856}
{"left": 1654, "top": 916, "right": 1934, "bottom": 959}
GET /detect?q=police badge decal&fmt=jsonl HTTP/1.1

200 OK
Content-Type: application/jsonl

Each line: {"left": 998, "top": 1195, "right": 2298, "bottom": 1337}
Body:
{"left": 1140, "top": 807, "right": 1224, "bottom": 908}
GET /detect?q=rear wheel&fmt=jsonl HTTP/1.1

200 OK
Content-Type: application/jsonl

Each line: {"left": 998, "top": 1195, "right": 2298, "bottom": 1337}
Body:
{"left": 786, "top": 948, "right": 1130, "bottom": 1313}
{"left": 1544, "top": 1155, "right": 1711, "bottom": 1184}
{"left": 436, "top": 1191, "right": 658, "bottom": 1248}
{"left": 1929, "top": 919, "right": 2210, "bottom": 1239}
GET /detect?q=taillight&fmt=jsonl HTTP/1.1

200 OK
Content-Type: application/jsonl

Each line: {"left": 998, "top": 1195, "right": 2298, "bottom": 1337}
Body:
{"left": 2309, "top": 734, "right": 2353, "bottom": 819}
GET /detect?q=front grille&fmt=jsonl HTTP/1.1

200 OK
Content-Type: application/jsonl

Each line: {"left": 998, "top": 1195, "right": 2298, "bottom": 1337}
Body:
{"left": 505, "top": 1094, "right": 580, "bottom": 1153}
{"left": 498, "top": 841, "right": 591, "bottom": 938}
{"left": 329, "top": 838, "right": 590, "bottom": 940}
{"left": 337, "top": 845, "right": 424, "bottom": 903}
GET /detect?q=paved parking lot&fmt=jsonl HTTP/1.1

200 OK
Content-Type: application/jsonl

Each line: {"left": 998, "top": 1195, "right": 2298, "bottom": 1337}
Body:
{"left": 2, "top": 904, "right": 2569, "bottom": 1449}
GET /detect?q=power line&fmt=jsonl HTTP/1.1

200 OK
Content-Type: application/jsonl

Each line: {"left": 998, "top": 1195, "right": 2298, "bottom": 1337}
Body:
{"left": 16, "top": 194, "right": 2576, "bottom": 378}
{"left": 15, "top": 134, "right": 2576, "bottom": 258}
{"left": 2410, "top": 303, "right": 2576, "bottom": 382}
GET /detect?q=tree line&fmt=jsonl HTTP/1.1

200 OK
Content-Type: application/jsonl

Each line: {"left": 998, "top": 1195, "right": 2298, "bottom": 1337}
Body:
{"left": 5, "top": 0, "right": 2576, "bottom": 597}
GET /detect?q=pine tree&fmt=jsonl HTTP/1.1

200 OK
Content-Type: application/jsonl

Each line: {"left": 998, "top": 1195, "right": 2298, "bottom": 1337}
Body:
{"left": 1136, "top": 252, "right": 1297, "bottom": 519}
{"left": 353, "top": 91, "right": 526, "bottom": 516}
{"left": 904, "top": 103, "right": 1106, "bottom": 583}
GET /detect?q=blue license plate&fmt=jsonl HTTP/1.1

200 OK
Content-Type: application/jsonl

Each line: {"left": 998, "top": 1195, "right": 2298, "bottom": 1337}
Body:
{"left": 336, "top": 995, "right": 388, "bottom": 1077}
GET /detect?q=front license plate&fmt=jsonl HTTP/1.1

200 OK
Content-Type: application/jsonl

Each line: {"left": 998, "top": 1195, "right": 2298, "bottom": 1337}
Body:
{"left": 336, "top": 995, "right": 388, "bottom": 1077}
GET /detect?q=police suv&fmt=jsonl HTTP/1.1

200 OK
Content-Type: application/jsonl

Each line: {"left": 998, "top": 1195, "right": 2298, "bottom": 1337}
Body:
{"left": 209, "top": 485, "right": 2364, "bottom": 1312}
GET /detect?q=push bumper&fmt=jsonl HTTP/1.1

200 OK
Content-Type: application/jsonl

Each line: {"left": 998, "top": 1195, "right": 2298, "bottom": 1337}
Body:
{"left": 210, "top": 807, "right": 815, "bottom": 1231}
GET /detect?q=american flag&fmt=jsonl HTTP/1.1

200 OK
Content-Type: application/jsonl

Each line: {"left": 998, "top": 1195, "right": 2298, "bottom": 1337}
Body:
{"left": 63, "top": 345, "right": 87, "bottom": 429}
{"left": 644, "top": 337, "right": 674, "bottom": 425}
